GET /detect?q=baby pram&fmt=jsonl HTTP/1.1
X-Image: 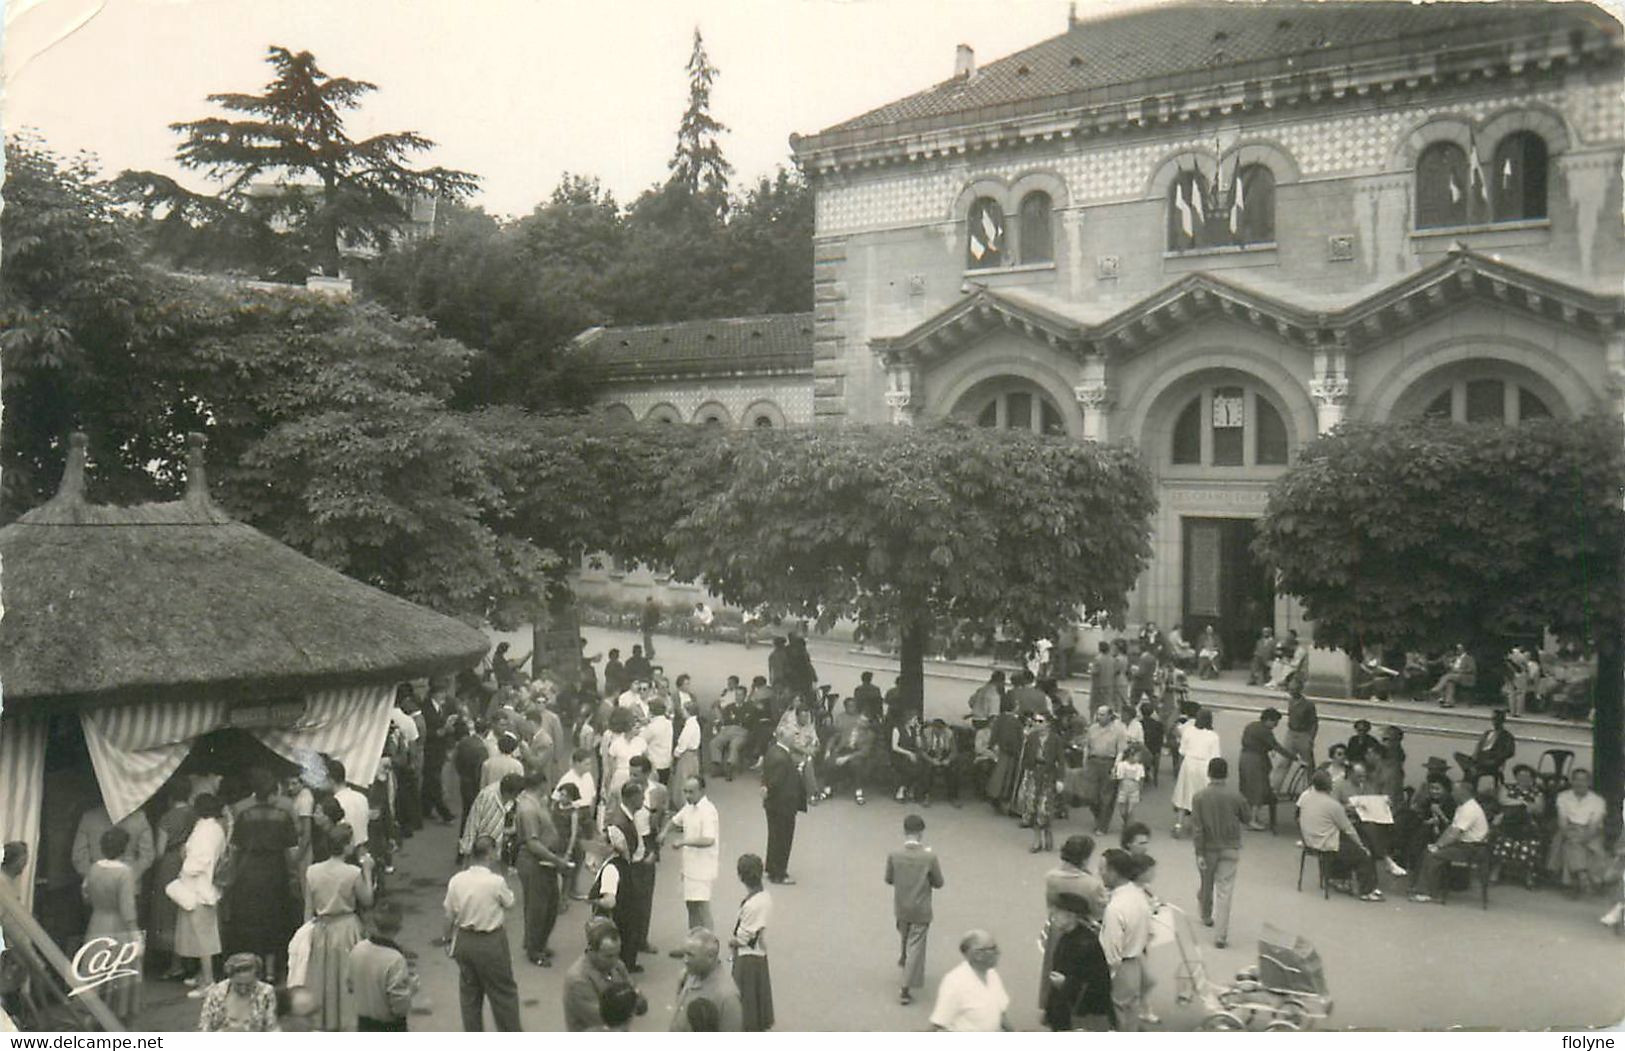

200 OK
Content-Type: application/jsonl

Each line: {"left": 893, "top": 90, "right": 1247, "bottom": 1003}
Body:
{"left": 1163, "top": 906, "right": 1334, "bottom": 1031}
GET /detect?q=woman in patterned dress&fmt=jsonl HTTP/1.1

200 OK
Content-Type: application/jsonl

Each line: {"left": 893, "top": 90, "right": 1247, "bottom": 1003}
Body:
{"left": 1490, "top": 764, "right": 1545, "bottom": 887}
{"left": 1020, "top": 715, "right": 1064, "bottom": 853}
{"left": 197, "top": 952, "right": 278, "bottom": 1032}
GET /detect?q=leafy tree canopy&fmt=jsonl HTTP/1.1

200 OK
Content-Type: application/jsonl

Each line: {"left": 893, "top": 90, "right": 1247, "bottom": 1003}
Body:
{"left": 1255, "top": 415, "right": 1625, "bottom": 798}
{"left": 116, "top": 46, "right": 478, "bottom": 280}
{"left": 2, "top": 136, "right": 551, "bottom": 625}
{"left": 657, "top": 423, "right": 1158, "bottom": 706}
{"left": 1255, "top": 416, "right": 1625, "bottom": 651}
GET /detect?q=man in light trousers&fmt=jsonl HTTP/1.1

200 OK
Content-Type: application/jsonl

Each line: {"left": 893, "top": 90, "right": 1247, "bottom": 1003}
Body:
{"left": 885, "top": 813, "right": 944, "bottom": 1006}
{"left": 1188, "top": 756, "right": 1252, "bottom": 948}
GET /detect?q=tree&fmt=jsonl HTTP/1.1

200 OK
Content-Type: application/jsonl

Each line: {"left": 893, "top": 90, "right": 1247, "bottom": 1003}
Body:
{"left": 2, "top": 135, "right": 554, "bottom": 625}
{"left": 658, "top": 423, "right": 1157, "bottom": 711}
{"left": 118, "top": 46, "right": 478, "bottom": 279}
{"left": 722, "top": 168, "right": 813, "bottom": 314}
{"left": 1254, "top": 416, "right": 1625, "bottom": 798}
{"left": 362, "top": 178, "right": 624, "bottom": 412}
{"left": 669, "top": 27, "right": 732, "bottom": 215}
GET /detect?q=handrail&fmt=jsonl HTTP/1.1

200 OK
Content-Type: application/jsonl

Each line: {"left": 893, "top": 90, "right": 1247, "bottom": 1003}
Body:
{"left": 0, "top": 881, "right": 125, "bottom": 1032}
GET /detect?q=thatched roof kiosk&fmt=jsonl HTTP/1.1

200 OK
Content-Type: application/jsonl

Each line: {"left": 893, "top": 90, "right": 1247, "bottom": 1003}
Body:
{"left": 0, "top": 433, "right": 491, "bottom": 906}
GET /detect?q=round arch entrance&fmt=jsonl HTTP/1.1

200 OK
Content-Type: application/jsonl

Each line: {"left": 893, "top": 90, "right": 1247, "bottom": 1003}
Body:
{"left": 1136, "top": 365, "right": 1315, "bottom": 664}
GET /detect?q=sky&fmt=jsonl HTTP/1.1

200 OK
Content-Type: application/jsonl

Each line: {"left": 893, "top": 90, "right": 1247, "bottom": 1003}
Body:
{"left": 0, "top": 0, "right": 1144, "bottom": 218}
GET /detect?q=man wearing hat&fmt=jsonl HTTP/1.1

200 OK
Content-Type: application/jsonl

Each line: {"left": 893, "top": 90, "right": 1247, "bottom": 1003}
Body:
{"left": 1345, "top": 720, "right": 1382, "bottom": 769}
{"left": 1453, "top": 710, "right": 1515, "bottom": 785}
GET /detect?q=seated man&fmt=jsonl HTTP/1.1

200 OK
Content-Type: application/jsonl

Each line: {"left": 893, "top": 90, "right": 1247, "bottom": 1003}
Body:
{"left": 1430, "top": 644, "right": 1477, "bottom": 709}
{"left": 708, "top": 692, "right": 750, "bottom": 781}
{"left": 1452, "top": 710, "right": 1514, "bottom": 786}
{"left": 1334, "top": 762, "right": 1406, "bottom": 878}
{"left": 824, "top": 699, "right": 877, "bottom": 804}
{"left": 1408, "top": 780, "right": 1490, "bottom": 903}
{"left": 1396, "top": 772, "right": 1456, "bottom": 872}
{"left": 921, "top": 718, "right": 959, "bottom": 805}
{"left": 1297, "top": 769, "right": 1383, "bottom": 901}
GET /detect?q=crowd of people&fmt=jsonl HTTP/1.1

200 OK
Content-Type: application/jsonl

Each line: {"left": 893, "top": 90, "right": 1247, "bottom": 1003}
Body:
{"left": 4, "top": 620, "right": 1617, "bottom": 1034}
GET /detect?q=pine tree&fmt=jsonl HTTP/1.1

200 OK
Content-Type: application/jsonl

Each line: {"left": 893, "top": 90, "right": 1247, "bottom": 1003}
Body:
{"left": 118, "top": 46, "right": 478, "bottom": 279}
{"left": 669, "top": 28, "right": 733, "bottom": 216}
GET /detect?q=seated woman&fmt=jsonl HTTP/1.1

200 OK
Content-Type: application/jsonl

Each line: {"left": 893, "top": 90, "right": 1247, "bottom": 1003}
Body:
{"left": 1490, "top": 764, "right": 1545, "bottom": 888}
{"left": 1548, "top": 768, "right": 1609, "bottom": 896}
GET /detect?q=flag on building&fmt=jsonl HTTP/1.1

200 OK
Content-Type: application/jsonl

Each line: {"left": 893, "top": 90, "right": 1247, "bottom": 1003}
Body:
{"left": 1175, "top": 181, "right": 1194, "bottom": 238}
{"left": 1229, "top": 165, "right": 1246, "bottom": 235}
{"left": 1467, "top": 130, "right": 1489, "bottom": 218}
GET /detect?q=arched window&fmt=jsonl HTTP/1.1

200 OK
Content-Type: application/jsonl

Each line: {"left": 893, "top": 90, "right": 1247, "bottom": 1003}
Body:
{"left": 966, "top": 197, "right": 1006, "bottom": 269}
{"left": 1491, "top": 132, "right": 1548, "bottom": 222}
{"left": 1254, "top": 396, "right": 1289, "bottom": 465}
{"left": 973, "top": 389, "right": 1065, "bottom": 435}
{"left": 1167, "top": 385, "right": 1293, "bottom": 468}
{"left": 1018, "top": 192, "right": 1054, "bottom": 265}
{"left": 1167, "top": 169, "right": 1209, "bottom": 251}
{"left": 1171, "top": 398, "right": 1202, "bottom": 464}
{"left": 1233, "top": 164, "right": 1275, "bottom": 245}
{"left": 1168, "top": 163, "right": 1275, "bottom": 251}
{"left": 1413, "top": 377, "right": 1554, "bottom": 424}
{"left": 1416, "top": 142, "right": 1470, "bottom": 229}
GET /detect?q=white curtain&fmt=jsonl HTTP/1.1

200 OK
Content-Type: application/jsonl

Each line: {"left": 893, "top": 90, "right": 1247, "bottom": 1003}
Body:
{"left": 0, "top": 714, "right": 48, "bottom": 912}
{"left": 79, "top": 683, "right": 396, "bottom": 824}
{"left": 259, "top": 684, "right": 395, "bottom": 789}
{"left": 81, "top": 699, "right": 229, "bottom": 824}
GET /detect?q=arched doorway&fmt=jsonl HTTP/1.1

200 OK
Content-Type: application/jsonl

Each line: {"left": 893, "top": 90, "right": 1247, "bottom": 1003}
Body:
{"left": 1139, "top": 367, "right": 1311, "bottom": 663}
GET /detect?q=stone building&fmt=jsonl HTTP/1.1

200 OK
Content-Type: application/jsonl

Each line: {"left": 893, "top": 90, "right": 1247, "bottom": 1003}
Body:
{"left": 584, "top": 0, "right": 1625, "bottom": 665}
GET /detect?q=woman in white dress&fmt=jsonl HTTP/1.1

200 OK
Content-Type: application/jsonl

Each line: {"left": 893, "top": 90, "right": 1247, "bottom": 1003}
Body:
{"left": 1170, "top": 709, "right": 1221, "bottom": 837}
{"left": 173, "top": 793, "right": 227, "bottom": 998}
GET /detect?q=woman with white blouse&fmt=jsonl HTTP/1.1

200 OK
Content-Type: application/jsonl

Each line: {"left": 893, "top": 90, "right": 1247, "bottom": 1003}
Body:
{"left": 1170, "top": 710, "right": 1222, "bottom": 837}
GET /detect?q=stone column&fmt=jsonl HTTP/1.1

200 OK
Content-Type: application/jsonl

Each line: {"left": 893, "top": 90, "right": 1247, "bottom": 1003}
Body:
{"left": 884, "top": 367, "right": 919, "bottom": 426}
{"left": 1309, "top": 376, "right": 1352, "bottom": 434}
{"left": 1073, "top": 381, "right": 1116, "bottom": 442}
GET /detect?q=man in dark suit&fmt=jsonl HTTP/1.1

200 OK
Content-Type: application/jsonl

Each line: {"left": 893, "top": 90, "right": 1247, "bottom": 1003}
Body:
{"left": 420, "top": 682, "right": 456, "bottom": 823}
{"left": 762, "top": 729, "right": 806, "bottom": 885}
{"left": 1453, "top": 709, "right": 1515, "bottom": 784}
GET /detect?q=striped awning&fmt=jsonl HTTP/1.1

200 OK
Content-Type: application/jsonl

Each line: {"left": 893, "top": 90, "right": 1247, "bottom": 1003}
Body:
{"left": 81, "top": 684, "right": 396, "bottom": 823}
{"left": 0, "top": 714, "right": 48, "bottom": 912}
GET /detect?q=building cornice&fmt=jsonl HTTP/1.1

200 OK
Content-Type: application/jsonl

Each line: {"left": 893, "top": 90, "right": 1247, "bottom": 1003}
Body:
{"left": 794, "top": 30, "right": 1620, "bottom": 177}
{"left": 873, "top": 247, "right": 1625, "bottom": 369}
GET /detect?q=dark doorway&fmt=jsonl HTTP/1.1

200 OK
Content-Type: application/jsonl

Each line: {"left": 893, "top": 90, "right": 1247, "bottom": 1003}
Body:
{"left": 1182, "top": 516, "right": 1274, "bottom": 667}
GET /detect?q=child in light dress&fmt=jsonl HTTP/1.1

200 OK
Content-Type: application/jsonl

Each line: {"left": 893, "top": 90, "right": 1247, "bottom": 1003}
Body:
{"left": 1113, "top": 744, "right": 1148, "bottom": 828}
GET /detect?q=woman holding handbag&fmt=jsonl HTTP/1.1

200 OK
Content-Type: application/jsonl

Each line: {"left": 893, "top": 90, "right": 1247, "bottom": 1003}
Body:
{"left": 170, "top": 793, "right": 227, "bottom": 999}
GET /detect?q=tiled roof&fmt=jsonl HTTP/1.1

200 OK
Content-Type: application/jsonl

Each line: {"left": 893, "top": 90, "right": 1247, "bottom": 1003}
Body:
{"left": 808, "top": 0, "right": 1616, "bottom": 141}
{"left": 575, "top": 313, "right": 815, "bottom": 380}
